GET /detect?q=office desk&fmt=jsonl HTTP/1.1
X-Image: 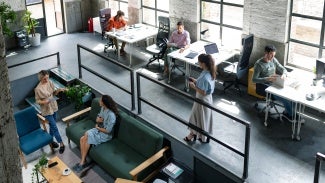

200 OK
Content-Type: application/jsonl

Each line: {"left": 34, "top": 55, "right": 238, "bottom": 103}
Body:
{"left": 167, "top": 41, "right": 238, "bottom": 91}
{"left": 265, "top": 78, "right": 325, "bottom": 140}
{"left": 105, "top": 24, "right": 158, "bottom": 66}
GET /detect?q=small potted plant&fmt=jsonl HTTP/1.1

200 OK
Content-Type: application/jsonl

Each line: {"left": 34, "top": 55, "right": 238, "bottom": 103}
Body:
{"left": 65, "top": 82, "right": 92, "bottom": 110}
{"left": 0, "top": 2, "right": 16, "bottom": 37}
{"left": 22, "top": 10, "right": 41, "bottom": 46}
{"left": 31, "top": 153, "right": 48, "bottom": 183}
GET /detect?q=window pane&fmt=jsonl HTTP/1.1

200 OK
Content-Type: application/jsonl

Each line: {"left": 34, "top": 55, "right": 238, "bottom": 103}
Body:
{"left": 120, "top": 2, "right": 128, "bottom": 18}
{"left": 143, "top": 8, "right": 155, "bottom": 26}
{"left": 288, "top": 42, "right": 319, "bottom": 70}
{"left": 143, "top": 0, "right": 155, "bottom": 8}
{"left": 202, "top": 2, "right": 220, "bottom": 23}
{"left": 290, "top": 17, "right": 321, "bottom": 44}
{"left": 224, "top": 0, "right": 243, "bottom": 5}
{"left": 157, "top": 1, "right": 169, "bottom": 12}
{"left": 109, "top": 0, "right": 119, "bottom": 14}
{"left": 26, "top": 0, "right": 41, "bottom": 5}
{"left": 201, "top": 22, "right": 220, "bottom": 43}
{"left": 27, "top": 4, "right": 43, "bottom": 19}
{"left": 223, "top": 5, "right": 243, "bottom": 27}
{"left": 292, "top": 0, "right": 324, "bottom": 17}
{"left": 222, "top": 27, "right": 242, "bottom": 50}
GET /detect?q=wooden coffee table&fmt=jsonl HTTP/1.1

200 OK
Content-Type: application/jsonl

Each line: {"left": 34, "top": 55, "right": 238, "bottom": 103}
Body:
{"left": 41, "top": 156, "right": 82, "bottom": 183}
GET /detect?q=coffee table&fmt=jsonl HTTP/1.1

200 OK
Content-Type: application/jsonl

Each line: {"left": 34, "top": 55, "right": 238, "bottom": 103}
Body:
{"left": 41, "top": 156, "right": 83, "bottom": 183}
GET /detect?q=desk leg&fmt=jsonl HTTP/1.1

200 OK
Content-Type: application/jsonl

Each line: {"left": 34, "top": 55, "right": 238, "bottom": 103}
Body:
{"left": 117, "top": 40, "right": 121, "bottom": 61}
{"left": 295, "top": 103, "right": 304, "bottom": 141}
{"left": 129, "top": 43, "right": 133, "bottom": 67}
{"left": 167, "top": 56, "right": 172, "bottom": 84}
{"left": 291, "top": 101, "right": 298, "bottom": 140}
{"left": 184, "top": 62, "right": 190, "bottom": 92}
{"left": 264, "top": 92, "right": 271, "bottom": 127}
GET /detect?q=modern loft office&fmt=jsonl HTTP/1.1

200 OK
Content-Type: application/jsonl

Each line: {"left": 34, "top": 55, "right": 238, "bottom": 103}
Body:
{"left": 2, "top": 0, "right": 325, "bottom": 183}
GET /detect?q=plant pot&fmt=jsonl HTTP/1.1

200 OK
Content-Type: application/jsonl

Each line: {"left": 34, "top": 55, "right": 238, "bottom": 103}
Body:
{"left": 28, "top": 33, "right": 41, "bottom": 46}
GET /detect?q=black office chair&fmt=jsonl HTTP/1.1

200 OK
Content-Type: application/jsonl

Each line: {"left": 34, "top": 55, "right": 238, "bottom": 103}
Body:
{"left": 219, "top": 34, "right": 254, "bottom": 94}
{"left": 146, "top": 16, "right": 170, "bottom": 69}
{"left": 99, "top": 8, "right": 115, "bottom": 53}
{"left": 254, "top": 83, "right": 283, "bottom": 126}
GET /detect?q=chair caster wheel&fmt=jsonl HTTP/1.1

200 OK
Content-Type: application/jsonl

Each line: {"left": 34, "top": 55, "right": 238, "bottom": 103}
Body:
{"left": 184, "top": 87, "right": 189, "bottom": 92}
{"left": 264, "top": 122, "right": 268, "bottom": 127}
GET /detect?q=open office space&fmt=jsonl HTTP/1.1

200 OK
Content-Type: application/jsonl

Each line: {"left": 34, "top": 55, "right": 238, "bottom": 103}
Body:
{"left": 3, "top": 0, "right": 325, "bottom": 183}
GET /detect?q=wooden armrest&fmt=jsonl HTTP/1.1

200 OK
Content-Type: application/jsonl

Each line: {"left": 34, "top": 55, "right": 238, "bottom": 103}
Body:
{"left": 129, "top": 146, "right": 170, "bottom": 180}
{"left": 37, "top": 113, "right": 46, "bottom": 122}
{"left": 62, "top": 107, "right": 91, "bottom": 122}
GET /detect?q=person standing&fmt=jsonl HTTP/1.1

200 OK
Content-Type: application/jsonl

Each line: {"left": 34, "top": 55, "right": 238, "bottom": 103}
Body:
{"left": 184, "top": 54, "right": 216, "bottom": 143}
{"left": 107, "top": 10, "right": 127, "bottom": 55}
{"left": 252, "top": 45, "right": 294, "bottom": 120}
{"left": 73, "top": 95, "right": 118, "bottom": 173}
{"left": 35, "top": 70, "right": 66, "bottom": 154}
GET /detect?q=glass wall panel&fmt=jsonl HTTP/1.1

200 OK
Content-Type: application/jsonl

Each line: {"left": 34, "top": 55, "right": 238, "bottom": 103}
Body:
{"left": 224, "top": 0, "right": 244, "bottom": 5}
{"left": 201, "top": 2, "right": 220, "bottom": 23}
{"left": 120, "top": 2, "right": 128, "bottom": 18}
{"left": 143, "top": 8, "right": 155, "bottom": 26}
{"left": 200, "top": 22, "right": 220, "bottom": 44}
{"left": 290, "top": 17, "right": 321, "bottom": 44}
{"left": 223, "top": 5, "right": 243, "bottom": 27}
{"left": 157, "top": 0, "right": 169, "bottom": 12}
{"left": 222, "top": 27, "right": 242, "bottom": 50}
{"left": 292, "top": 0, "right": 324, "bottom": 18}
{"left": 288, "top": 42, "right": 319, "bottom": 70}
{"left": 142, "top": 0, "right": 155, "bottom": 8}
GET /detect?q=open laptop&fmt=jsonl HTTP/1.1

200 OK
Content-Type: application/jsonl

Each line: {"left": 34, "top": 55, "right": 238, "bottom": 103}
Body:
{"left": 273, "top": 76, "right": 285, "bottom": 88}
{"left": 204, "top": 43, "right": 219, "bottom": 55}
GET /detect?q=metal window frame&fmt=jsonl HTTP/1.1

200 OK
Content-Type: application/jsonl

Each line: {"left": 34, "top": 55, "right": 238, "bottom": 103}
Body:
{"left": 141, "top": 0, "right": 169, "bottom": 27}
{"left": 200, "top": 0, "right": 243, "bottom": 42}
{"left": 287, "top": 0, "right": 325, "bottom": 69}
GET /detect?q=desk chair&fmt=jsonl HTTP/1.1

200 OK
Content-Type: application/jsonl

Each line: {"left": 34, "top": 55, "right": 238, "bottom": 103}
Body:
{"left": 146, "top": 16, "right": 170, "bottom": 69}
{"left": 219, "top": 34, "right": 254, "bottom": 94}
{"left": 254, "top": 83, "right": 283, "bottom": 126}
{"left": 99, "top": 8, "right": 115, "bottom": 53}
{"left": 14, "top": 106, "right": 54, "bottom": 168}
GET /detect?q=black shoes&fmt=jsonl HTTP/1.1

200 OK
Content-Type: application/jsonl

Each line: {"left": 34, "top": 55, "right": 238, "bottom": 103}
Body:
{"left": 51, "top": 142, "right": 59, "bottom": 148}
{"left": 183, "top": 134, "right": 197, "bottom": 142}
{"left": 59, "top": 145, "right": 65, "bottom": 154}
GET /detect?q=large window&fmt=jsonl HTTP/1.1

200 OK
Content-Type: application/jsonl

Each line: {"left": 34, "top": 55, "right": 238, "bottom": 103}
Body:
{"left": 201, "top": 0, "right": 243, "bottom": 50}
{"left": 288, "top": 0, "right": 325, "bottom": 70}
{"left": 109, "top": 0, "right": 128, "bottom": 19}
{"left": 142, "top": 0, "right": 169, "bottom": 27}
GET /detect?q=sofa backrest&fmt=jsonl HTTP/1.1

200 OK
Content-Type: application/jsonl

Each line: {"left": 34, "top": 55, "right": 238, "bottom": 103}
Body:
{"left": 88, "top": 97, "right": 101, "bottom": 121}
{"left": 118, "top": 111, "right": 163, "bottom": 158}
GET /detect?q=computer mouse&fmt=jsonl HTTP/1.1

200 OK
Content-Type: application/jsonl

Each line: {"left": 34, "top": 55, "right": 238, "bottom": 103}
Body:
{"left": 306, "top": 93, "right": 314, "bottom": 101}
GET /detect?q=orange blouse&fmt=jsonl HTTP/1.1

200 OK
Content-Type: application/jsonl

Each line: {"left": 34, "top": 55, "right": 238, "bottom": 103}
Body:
{"left": 107, "top": 16, "right": 127, "bottom": 31}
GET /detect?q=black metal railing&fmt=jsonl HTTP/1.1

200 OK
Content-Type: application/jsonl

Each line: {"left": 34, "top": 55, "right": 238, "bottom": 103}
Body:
{"left": 76, "top": 44, "right": 135, "bottom": 110}
{"left": 314, "top": 152, "right": 325, "bottom": 183}
{"left": 136, "top": 71, "right": 251, "bottom": 181}
{"left": 8, "top": 52, "right": 60, "bottom": 69}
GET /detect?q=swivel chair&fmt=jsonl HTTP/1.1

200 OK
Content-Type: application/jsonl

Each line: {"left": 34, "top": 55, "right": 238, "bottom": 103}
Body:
{"left": 146, "top": 16, "right": 170, "bottom": 69}
{"left": 99, "top": 8, "right": 115, "bottom": 53}
{"left": 219, "top": 34, "right": 254, "bottom": 94}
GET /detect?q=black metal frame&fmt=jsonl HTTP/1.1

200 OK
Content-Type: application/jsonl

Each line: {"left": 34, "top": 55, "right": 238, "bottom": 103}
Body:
{"left": 314, "top": 152, "right": 325, "bottom": 183}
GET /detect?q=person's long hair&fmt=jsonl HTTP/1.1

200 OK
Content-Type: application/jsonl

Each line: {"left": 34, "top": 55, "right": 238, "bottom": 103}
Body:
{"left": 114, "top": 10, "right": 124, "bottom": 21}
{"left": 198, "top": 54, "right": 216, "bottom": 80}
{"left": 101, "top": 95, "right": 119, "bottom": 116}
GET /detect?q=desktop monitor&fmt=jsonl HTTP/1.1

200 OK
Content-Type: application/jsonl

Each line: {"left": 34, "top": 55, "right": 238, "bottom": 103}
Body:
{"left": 315, "top": 59, "right": 325, "bottom": 80}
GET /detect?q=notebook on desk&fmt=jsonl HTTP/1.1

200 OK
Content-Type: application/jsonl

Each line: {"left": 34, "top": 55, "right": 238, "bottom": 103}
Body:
{"left": 185, "top": 51, "right": 199, "bottom": 59}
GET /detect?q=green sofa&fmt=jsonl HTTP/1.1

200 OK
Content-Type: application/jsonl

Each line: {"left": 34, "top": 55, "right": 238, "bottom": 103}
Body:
{"left": 63, "top": 98, "right": 169, "bottom": 182}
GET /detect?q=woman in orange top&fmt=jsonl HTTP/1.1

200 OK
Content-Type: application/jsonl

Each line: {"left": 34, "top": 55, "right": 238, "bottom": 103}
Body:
{"left": 107, "top": 10, "right": 127, "bottom": 55}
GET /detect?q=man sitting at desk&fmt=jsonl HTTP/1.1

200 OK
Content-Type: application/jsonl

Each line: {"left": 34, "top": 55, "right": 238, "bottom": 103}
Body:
{"left": 107, "top": 10, "right": 127, "bottom": 55}
{"left": 159, "top": 21, "right": 191, "bottom": 80}
{"left": 252, "top": 45, "right": 294, "bottom": 120}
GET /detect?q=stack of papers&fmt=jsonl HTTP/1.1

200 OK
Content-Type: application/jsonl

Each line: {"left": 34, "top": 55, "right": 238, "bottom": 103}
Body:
{"left": 162, "top": 162, "right": 184, "bottom": 179}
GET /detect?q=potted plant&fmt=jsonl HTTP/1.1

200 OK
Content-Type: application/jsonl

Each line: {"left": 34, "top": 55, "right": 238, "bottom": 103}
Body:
{"left": 0, "top": 2, "right": 16, "bottom": 37}
{"left": 31, "top": 153, "right": 48, "bottom": 183}
{"left": 22, "top": 10, "right": 41, "bottom": 46}
{"left": 65, "top": 82, "right": 92, "bottom": 110}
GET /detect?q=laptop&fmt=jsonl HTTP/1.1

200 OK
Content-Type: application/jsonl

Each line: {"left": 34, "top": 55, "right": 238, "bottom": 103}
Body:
{"left": 204, "top": 43, "right": 219, "bottom": 55}
{"left": 273, "top": 76, "right": 285, "bottom": 88}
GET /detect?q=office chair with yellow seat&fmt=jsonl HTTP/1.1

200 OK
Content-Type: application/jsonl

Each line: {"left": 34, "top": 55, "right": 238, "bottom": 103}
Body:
{"left": 218, "top": 34, "right": 254, "bottom": 94}
{"left": 146, "top": 16, "right": 170, "bottom": 69}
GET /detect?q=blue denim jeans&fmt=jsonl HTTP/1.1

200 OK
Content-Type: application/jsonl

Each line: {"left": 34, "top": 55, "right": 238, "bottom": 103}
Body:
{"left": 272, "top": 95, "right": 295, "bottom": 117}
{"left": 44, "top": 112, "right": 63, "bottom": 143}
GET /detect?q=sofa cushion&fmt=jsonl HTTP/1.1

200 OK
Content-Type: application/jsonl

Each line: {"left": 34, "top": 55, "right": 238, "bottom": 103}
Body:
{"left": 89, "top": 139, "right": 146, "bottom": 180}
{"left": 88, "top": 97, "right": 101, "bottom": 121}
{"left": 66, "top": 119, "right": 94, "bottom": 146}
{"left": 118, "top": 111, "right": 163, "bottom": 158}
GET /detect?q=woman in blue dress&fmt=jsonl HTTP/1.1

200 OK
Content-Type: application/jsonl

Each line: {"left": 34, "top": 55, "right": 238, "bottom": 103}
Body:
{"left": 184, "top": 54, "right": 216, "bottom": 143}
{"left": 73, "top": 95, "right": 119, "bottom": 172}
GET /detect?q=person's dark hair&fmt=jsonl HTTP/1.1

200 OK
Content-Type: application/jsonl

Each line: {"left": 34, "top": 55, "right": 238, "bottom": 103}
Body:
{"left": 114, "top": 10, "right": 125, "bottom": 21}
{"left": 198, "top": 54, "right": 216, "bottom": 80}
{"left": 38, "top": 70, "right": 49, "bottom": 81}
{"left": 265, "top": 45, "right": 276, "bottom": 53}
{"left": 101, "top": 95, "right": 119, "bottom": 116}
{"left": 177, "top": 21, "right": 184, "bottom": 26}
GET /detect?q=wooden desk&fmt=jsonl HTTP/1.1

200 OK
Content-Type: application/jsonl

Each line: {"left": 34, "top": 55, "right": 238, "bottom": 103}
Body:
{"left": 41, "top": 156, "right": 82, "bottom": 183}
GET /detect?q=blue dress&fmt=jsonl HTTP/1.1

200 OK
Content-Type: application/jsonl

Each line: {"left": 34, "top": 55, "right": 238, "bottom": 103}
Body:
{"left": 87, "top": 107, "right": 116, "bottom": 145}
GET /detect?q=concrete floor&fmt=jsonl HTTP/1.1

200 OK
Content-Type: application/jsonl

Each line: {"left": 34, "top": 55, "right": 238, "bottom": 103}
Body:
{"left": 6, "top": 32, "right": 325, "bottom": 183}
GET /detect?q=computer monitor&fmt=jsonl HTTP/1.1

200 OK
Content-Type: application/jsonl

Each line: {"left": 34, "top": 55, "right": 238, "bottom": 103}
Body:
{"left": 315, "top": 59, "right": 325, "bottom": 80}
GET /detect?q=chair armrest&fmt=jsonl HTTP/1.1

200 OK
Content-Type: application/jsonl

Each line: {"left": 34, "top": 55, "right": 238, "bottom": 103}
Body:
{"left": 62, "top": 107, "right": 91, "bottom": 126}
{"left": 129, "top": 146, "right": 170, "bottom": 181}
{"left": 37, "top": 114, "right": 49, "bottom": 132}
